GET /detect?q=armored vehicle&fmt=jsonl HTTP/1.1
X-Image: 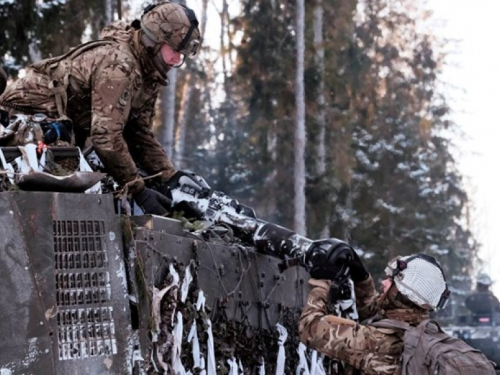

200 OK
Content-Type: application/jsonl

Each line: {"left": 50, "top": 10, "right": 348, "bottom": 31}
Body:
{"left": 0, "top": 191, "right": 322, "bottom": 374}
{"left": 443, "top": 311, "right": 500, "bottom": 370}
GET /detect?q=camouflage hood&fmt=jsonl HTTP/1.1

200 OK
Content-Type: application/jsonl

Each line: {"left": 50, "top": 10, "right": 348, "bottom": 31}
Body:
{"left": 99, "top": 20, "right": 132, "bottom": 43}
{"left": 100, "top": 21, "right": 168, "bottom": 84}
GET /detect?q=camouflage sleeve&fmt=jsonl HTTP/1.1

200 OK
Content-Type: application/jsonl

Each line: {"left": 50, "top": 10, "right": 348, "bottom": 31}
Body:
{"left": 90, "top": 55, "right": 144, "bottom": 193}
{"left": 299, "top": 279, "right": 403, "bottom": 375}
{"left": 355, "top": 275, "right": 381, "bottom": 322}
{"left": 124, "top": 94, "right": 176, "bottom": 182}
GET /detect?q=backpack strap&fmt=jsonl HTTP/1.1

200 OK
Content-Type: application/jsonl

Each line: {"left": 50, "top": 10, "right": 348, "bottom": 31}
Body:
{"left": 371, "top": 318, "right": 428, "bottom": 371}
{"left": 31, "top": 40, "right": 113, "bottom": 75}
{"left": 48, "top": 74, "right": 70, "bottom": 119}
{"left": 370, "top": 318, "right": 412, "bottom": 331}
{"left": 31, "top": 40, "right": 115, "bottom": 117}
{"left": 424, "top": 319, "right": 443, "bottom": 333}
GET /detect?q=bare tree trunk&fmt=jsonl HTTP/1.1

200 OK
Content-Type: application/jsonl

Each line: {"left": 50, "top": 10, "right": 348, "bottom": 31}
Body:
{"left": 28, "top": 44, "right": 41, "bottom": 63}
{"left": 174, "top": 76, "right": 192, "bottom": 169}
{"left": 221, "top": 0, "right": 236, "bottom": 128}
{"left": 162, "top": 0, "right": 181, "bottom": 161}
{"left": 314, "top": 1, "right": 326, "bottom": 177}
{"left": 221, "top": 0, "right": 228, "bottom": 78}
{"left": 314, "top": 0, "right": 330, "bottom": 238}
{"left": 222, "top": 0, "right": 234, "bottom": 70}
{"left": 105, "top": 0, "right": 114, "bottom": 25}
{"left": 200, "top": 0, "right": 208, "bottom": 37}
{"left": 170, "top": 0, "right": 203, "bottom": 169}
{"left": 117, "top": 0, "right": 122, "bottom": 20}
{"left": 343, "top": 187, "right": 353, "bottom": 242}
{"left": 162, "top": 72, "right": 177, "bottom": 160}
{"left": 294, "top": 0, "right": 307, "bottom": 236}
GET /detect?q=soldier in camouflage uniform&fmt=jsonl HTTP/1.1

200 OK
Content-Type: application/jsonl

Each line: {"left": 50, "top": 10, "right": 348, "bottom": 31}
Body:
{"left": 300, "top": 247, "right": 450, "bottom": 375}
{"left": 0, "top": 2, "right": 201, "bottom": 215}
{"left": 465, "top": 273, "right": 500, "bottom": 316}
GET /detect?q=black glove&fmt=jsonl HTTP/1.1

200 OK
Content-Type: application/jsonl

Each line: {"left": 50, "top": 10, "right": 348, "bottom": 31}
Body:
{"left": 306, "top": 239, "right": 353, "bottom": 280}
{"left": 0, "top": 109, "right": 8, "bottom": 127}
{"left": 158, "top": 170, "right": 211, "bottom": 199}
{"left": 348, "top": 249, "right": 369, "bottom": 283}
{"left": 156, "top": 170, "right": 211, "bottom": 219}
{"left": 41, "top": 120, "right": 73, "bottom": 144}
{"left": 133, "top": 187, "right": 172, "bottom": 216}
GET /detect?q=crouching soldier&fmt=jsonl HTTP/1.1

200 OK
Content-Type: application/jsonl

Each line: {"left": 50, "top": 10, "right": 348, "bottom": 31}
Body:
{"left": 0, "top": 2, "right": 201, "bottom": 215}
{"left": 299, "top": 245, "right": 496, "bottom": 374}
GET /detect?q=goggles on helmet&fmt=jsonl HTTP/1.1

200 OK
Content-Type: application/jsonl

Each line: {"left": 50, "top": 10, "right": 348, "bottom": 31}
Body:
{"left": 141, "top": 2, "right": 201, "bottom": 57}
{"left": 175, "top": 6, "right": 200, "bottom": 56}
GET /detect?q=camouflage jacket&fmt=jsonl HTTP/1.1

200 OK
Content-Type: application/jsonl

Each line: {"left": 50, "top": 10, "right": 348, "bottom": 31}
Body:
{"left": 299, "top": 277, "right": 404, "bottom": 375}
{"left": 0, "top": 21, "right": 175, "bottom": 193}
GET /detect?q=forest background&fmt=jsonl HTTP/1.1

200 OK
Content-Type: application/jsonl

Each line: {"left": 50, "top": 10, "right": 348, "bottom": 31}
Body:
{"left": 0, "top": 0, "right": 480, "bottom": 316}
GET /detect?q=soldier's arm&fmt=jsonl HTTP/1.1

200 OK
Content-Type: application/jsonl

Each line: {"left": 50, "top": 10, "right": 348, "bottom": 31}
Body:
{"left": 299, "top": 279, "right": 402, "bottom": 375}
{"left": 464, "top": 294, "right": 474, "bottom": 311}
{"left": 491, "top": 294, "right": 500, "bottom": 312}
{"left": 124, "top": 95, "right": 176, "bottom": 182}
{"left": 354, "top": 275, "right": 381, "bottom": 321}
{"left": 90, "top": 56, "right": 144, "bottom": 193}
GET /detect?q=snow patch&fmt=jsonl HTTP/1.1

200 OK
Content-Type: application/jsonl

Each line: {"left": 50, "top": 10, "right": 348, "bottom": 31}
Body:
{"left": 355, "top": 150, "right": 379, "bottom": 170}
{"left": 180, "top": 265, "right": 193, "bottom": 303}
{"left": 115, "top": 259, "right": 128, "bottom": 299}
{"left": 296, "top": 343, "right": 310, "bottom": 375}
{"left": 275, "top": 324, "right": 288, "bottom": 375}
{"left": 429, "top": 244, "right": 449, "bottom": 255}
{"left": 375, "top": 199, "right": 404, "bottom": 214}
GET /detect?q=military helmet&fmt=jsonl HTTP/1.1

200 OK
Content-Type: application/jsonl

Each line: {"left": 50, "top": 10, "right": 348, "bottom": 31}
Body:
{"left": 385, "top": 253, "right": 450, "bottom": 311}
{"left": 477, "top": 272, "right": 492, "bottom": 286}
{"left": 141, "top": 2, "right": 201, "bottom": 57}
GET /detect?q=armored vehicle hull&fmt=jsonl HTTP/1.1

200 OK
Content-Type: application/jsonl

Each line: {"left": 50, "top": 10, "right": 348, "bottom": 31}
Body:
{"left": 0, "top": 191, "right": 314, "bottom": 374}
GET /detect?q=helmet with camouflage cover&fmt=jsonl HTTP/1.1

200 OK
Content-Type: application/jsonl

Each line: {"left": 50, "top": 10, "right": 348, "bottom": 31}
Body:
{"left": 385, "top": 253, "right": 450, "bottom": 311}
{"left": 141, "top": 2, "right": 201, "bottom": 58}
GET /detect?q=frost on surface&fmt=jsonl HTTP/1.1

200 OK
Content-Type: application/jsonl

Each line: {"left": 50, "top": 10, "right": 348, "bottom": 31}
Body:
{"left": 375, "top": 199, "right": 404, "bottom": 214}
{"left": 275, "top": 323, "right": 288, "bottom": 375}
{"left": 138, "top": 260, "right": 335, "bottom": 374}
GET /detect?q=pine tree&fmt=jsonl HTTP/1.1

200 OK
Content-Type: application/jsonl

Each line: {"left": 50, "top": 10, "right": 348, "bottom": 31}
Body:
{"left": 334, "top": 0, "right": 478, "bottom": 289}
{"left": 0, "top": 0, "right": 119, "bottom": 74}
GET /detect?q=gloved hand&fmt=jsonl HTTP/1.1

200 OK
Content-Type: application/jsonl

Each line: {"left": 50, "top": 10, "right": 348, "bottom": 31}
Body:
{"left": 133, "top": 187, "right": 172, "bottom": 216}
{"left": 158, "top": 170, "right": 211, "bottom": 199}
{"left": 41, "top": 120, "right": 72, "bottom": 144}
{"left": 348, "top": 249, "right": 369, "bottom": 282}
{"left": 156, "top": 170, "right": 211, "bottom": 219}
{"left": 306, "top": 239, "right": 353, "bottom": 280}
{"left": 0, "top": 109, "right": 8, "bottom": 127}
